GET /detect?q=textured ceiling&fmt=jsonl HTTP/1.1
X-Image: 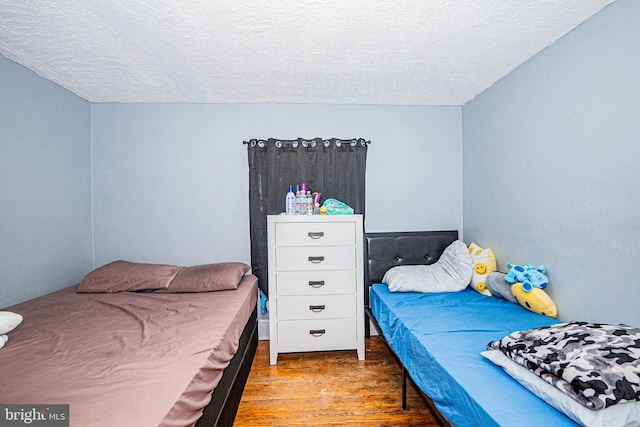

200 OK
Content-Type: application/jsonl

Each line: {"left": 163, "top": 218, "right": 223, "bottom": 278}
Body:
{"left": 0, "top": 0, "right": 614, "bottom": 105}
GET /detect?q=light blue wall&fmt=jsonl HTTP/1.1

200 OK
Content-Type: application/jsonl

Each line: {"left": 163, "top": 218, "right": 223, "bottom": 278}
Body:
{"left": 0, "top": 52, "right": 461, "bottom": 306}
{"left": 91, "top": 104, "right": 462, "bottom": 267}
{"left": 0, "top": 54, "right": 92, "bottom": 307}
{"left": 20, "top": 0, "right": 631, "bottom": 320}
{"left": 462, "top": 0, "right": 639, "bottom": 325}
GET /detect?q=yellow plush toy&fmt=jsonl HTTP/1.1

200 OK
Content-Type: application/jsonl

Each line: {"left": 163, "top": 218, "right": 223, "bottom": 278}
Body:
{"left": 468, "top": 242, "right": 496, "bottom": 296}
{"left": 511, "top": 284, "right": 557, "bottom": 318}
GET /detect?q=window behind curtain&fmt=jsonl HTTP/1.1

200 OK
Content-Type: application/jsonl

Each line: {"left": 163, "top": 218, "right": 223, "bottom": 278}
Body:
{"left": 246, "top": 137, "right": 369, "bottom": 296}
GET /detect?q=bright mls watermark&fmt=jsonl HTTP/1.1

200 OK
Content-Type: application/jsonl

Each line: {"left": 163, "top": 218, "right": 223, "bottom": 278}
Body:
{"left": 0, "top": 405, "right": 68, "bottom": 426}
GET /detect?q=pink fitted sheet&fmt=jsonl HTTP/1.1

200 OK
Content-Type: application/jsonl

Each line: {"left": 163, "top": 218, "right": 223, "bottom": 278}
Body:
{"left": 0, "top": 275, "right": 258, "bottom": 427}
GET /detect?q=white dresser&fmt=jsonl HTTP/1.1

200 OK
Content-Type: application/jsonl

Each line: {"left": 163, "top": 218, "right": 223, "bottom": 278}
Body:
{"left": 267, "top": 214, "right": 365, "bottom": 365}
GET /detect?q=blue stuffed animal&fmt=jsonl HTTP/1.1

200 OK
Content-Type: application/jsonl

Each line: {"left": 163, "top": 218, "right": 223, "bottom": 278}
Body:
{"left": 505, "top": 264, "right": 548, "bottom": 293}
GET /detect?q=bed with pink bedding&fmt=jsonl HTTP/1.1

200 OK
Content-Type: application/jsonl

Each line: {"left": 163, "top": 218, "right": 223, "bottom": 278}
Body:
{"left": 0, "top": 261, "right": 258, "bottom": 427}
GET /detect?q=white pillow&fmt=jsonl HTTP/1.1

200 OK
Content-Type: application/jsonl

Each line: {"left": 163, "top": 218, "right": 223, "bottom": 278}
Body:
{"left": 383, "top": 240, "right": 473, "bottom": 293}
{"left": 0, "top": 311, "right": 23, "bottom": 335}
{"left": 481, "top": 350, "right": 640, "bottom": 427}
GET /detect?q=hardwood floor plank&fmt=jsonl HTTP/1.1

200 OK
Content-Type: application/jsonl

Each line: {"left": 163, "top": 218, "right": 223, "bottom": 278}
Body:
{"left": 234, "top": 337, "right": 440, "bottom": 426}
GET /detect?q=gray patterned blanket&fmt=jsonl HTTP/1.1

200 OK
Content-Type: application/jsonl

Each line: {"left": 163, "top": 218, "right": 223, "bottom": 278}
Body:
{"left": 487, "top": 321, "right": 640, "bottom": 410}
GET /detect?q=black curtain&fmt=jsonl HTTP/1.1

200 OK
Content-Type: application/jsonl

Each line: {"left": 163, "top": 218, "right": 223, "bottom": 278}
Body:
{"left": 246, "top": 137, "right": 369, "bottom": 296}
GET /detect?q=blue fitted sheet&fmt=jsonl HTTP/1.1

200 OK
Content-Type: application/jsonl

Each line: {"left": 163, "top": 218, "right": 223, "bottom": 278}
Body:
{"left": 370, "top": 284, "right": 579, "bottom": 427}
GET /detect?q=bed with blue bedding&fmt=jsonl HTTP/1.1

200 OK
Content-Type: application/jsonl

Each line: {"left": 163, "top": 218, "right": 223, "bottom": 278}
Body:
{"left": 364, "top": 231, "right": 581, "bottom": 426}
{"left": 370, "top": 284, "right": 578, "bottom": 426}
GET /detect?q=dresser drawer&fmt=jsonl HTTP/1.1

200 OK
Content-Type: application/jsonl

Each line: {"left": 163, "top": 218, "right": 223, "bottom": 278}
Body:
{"left": 275, "top": 246, "right": 355, "bottom": 271}
{"left": 276, "top": 270, "right": 356, "bottom": 295}
{"left": 275, "top": 222, "right": 355, "bottom": 247}
{"left": 277, "top": 295, "right": 356, "bottom": 320}
{"left": 277, "top": 318, "right": 357, "bottom": 348}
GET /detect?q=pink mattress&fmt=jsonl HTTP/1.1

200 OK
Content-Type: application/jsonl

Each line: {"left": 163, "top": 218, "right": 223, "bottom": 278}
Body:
{"left": 0, "top": 275, "right": 258, "bottom": 427}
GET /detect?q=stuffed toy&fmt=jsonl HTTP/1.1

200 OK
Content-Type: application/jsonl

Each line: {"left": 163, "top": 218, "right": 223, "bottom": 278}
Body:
{"left": 511, "top": 284, "right": 557, "bottom": 318}
{"left": 467, "top": 243, "right": 496, "bottom": 296}
{"left": 505, "top": 264, "right": 548, "bottom": 292}
{"left": 485, "top": 272, "right": 518, "bottom": 303}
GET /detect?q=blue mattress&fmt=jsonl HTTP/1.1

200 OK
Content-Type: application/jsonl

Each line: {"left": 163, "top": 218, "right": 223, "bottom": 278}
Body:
{"left": 370, "top": 284, "right": 579, "bottom": 427}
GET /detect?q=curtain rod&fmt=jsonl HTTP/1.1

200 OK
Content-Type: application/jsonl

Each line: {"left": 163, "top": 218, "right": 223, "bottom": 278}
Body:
{"left": 243, "top": 138, "right": 370, "bottom": 146}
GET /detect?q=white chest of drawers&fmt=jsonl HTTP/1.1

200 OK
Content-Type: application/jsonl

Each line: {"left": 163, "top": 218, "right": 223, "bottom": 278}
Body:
{"left": 267, "top": 214, "right": 365, "bottom": 365}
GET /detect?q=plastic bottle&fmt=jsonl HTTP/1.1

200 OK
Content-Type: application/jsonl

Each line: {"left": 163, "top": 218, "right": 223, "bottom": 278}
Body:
{"left": 294, "top": 184, "right": 301, "bottom": 215}
{"left": 313, "top": 192, "right": 321, "bottom": 215}
{"left": 285, "top": 185, "right": 296, "bottom": 215}
{"left": 297, "top": 184, "right": 307, "bottom": 215}
{"left": 306, "top": 191, "right": 313, "bottom": 215}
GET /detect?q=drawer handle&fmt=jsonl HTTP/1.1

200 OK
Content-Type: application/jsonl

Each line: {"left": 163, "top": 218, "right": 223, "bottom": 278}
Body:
{"left": 309, "top": 329, "right": 326, "bottom": 337}
{"left": 308, "top": 256, "right": 325, "bottom": 263}
{"left": 308, "top": 231, "right": 324, "bottom": 239}
{"left": 308, "top": 280, "right": 325, "bottom": 288}
{"left": 309, "top": 305, "right": 326, "bottom": 312}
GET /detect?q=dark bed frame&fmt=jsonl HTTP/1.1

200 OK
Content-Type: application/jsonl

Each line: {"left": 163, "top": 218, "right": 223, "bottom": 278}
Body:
{"left": 195, "top": 307, "right": 258, "bottom": 427}
{"left": 363, "top": 230, "right": 459, "bottom": 427}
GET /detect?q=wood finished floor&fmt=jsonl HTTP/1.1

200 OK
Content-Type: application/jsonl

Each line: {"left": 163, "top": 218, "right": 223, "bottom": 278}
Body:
{"left": 234, "top": 336, "right": 440, "bottom": 426}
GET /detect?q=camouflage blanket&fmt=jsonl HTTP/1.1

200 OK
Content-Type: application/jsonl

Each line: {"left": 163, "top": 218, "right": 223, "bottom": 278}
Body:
{"left": 487, "top": 321, "right": 640, "bottom": 410}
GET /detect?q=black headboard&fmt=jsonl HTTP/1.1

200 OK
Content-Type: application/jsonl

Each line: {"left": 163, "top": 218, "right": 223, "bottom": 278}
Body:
{"left": 363, "top": 230, "right": 459, "bottom": 336}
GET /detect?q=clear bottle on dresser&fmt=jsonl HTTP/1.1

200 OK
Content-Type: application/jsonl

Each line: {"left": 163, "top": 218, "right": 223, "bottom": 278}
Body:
{"left": 297, "top": 184, "right": 307, "bottom": 215}
{"left": 306, "top": 191, "right": 313, "bottom": 215}
{"left": 313, "top": 192, "right": 321, "bottom": 215}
